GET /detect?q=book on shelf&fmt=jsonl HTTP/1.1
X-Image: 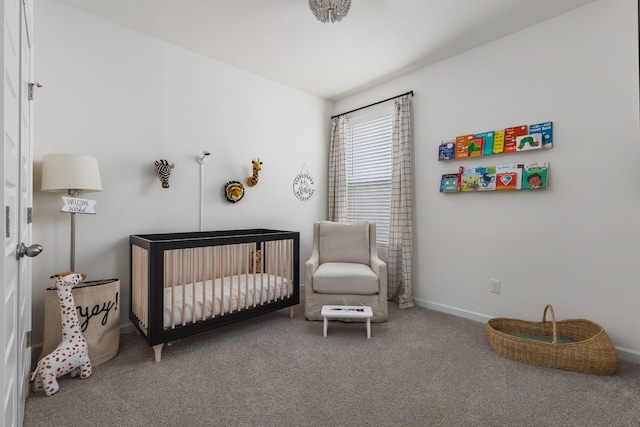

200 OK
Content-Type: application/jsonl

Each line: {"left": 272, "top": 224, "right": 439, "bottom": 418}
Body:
{"left": 476, "top": 131, "right": 495, "bottom": 156}
{"left": 468, "top": 137, "right": 483, "bottom": 157}
{"left": 492, "top": 129, "right": 505, "bottom": 154}
{"left": 455, "top": 135, "right": 473, "bottom": 159}
{"left": 521, "top": 161, "right": 549, "bottom": 190}
{"left": 503, "top": 125, "right": 527, "bottom": 153}
{"left": 457, "top": 166, "right": 464, "bottom": 192}
{"left": 438, "top": 139, "right": 456, "bottom": 160}
{"left": 455, "top": 134, "right": 483, "bottom": 158}
{"left": 495, "top": 163, "right": 523, "bottom": 191}
{"left": 440, "top": 173, "right": 459, "bottom": 192}
{"left": 515, "top": 133, "right": 543, "bottom": 152}
{"left": 529, "top": 121, "right": 553, "bottom": 149}
{"left": 460, "top": 167, "right": 481, "bottom": 192}
{"left": 475, "top": 166, "right": 497, "bottom": 191}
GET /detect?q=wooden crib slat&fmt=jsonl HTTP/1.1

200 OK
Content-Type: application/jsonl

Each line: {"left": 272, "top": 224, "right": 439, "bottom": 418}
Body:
{"left": 190, "top": 248, "right": 198, "bottom": 323}
{"left": 235, "top": 243, "right": 241, "bottom": 312}
{"left": 181, "top": 249, "right": 187, "bottom": 326}
{"left": 244, "top": 243, "right": 250, "bottom": 310}
{"left": 230, "top": 244, "right": 235, "bottom": 314}
{"left": 132, "top": 245, "right": 148, "bottom": 329}
{"left": 287, "top": 239, "right": 292, "bottom": 298}
{"left": 212, "top": 245, "right": 217, "bottom": 318}
{"left": 251, "top": 243, "right": 257, "bottom": 308}
{"left": 220, "top": 244, "right": 226, "bottom": 316}
{"left": 171, "top": 250, "right": 177, "bottom": 329}
{"left": 204, "top": 246, "right": 210, "bottom": 322}
{"left": 273, "top": 240, "right": 285, "bottom": 300}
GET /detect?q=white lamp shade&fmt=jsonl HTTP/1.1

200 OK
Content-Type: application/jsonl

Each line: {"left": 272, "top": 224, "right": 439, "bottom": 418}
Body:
{"left": 41, "top": 154, "right": 103, "bottom": 193}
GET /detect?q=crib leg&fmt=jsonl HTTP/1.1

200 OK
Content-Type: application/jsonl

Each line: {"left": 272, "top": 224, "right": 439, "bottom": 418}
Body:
{"left": 152, "top": 344, "right": 164, "bottom": 363}
{"left": 289, "top": 306, "right": 294, "bottom": 319}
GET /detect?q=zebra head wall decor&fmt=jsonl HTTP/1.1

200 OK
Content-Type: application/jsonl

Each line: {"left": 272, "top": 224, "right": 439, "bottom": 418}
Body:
{"left": 154, "top": 159, "right": 175, "bottom": 188}
{"left": 247, "top": 158, "right": 262, "bottom": 187}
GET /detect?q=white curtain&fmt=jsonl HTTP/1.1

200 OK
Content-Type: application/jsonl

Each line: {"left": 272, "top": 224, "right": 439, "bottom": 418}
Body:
{"left": 328, "top": 116, "right": 349, "bottom": 222}
{"left": 388, "top": 95, "right": 414, "bottom": 308}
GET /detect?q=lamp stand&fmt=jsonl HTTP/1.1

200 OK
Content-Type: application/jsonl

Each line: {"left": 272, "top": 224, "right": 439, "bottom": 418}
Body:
{"left": 69, "top": 189, "right": 79, "bottom": 271}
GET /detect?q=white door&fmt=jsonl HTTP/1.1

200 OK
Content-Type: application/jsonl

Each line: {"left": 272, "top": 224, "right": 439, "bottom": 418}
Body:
{"left": 2, "top": 0, "right": 36, "bottom": 426}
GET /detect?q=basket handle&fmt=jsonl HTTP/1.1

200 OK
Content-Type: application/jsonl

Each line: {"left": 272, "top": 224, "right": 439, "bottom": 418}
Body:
{"left": 542, "top": 304, "right": 558, "bottom": 344}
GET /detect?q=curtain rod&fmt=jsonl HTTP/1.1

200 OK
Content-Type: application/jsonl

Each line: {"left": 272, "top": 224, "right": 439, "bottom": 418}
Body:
{"left": 331, "top": 90, "right": 414, "bottom": 119}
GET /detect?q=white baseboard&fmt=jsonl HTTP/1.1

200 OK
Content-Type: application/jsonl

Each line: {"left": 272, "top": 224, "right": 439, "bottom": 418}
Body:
{"left": 412, "top": 297, "right": 491, "bottom": 324}
{"left": 412, "top": 297, "right": 640, "bottom": 365}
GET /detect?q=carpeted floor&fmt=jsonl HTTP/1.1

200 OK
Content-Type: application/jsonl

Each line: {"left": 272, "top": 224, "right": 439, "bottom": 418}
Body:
{"left": 25, "top": 301, "right": 640, "bottom": 426}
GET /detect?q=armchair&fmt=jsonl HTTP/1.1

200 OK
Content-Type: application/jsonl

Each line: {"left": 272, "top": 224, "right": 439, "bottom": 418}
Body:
{"left": 305, "top": 221, "right": 388, "bottom": 322}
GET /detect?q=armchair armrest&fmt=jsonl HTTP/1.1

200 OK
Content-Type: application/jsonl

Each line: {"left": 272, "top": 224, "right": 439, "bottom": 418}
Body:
{"left": 305, "top": 252, "right": 319, "bottom": 291}
{"left": 370, "top": 254, "right": 387, "bottom": 296}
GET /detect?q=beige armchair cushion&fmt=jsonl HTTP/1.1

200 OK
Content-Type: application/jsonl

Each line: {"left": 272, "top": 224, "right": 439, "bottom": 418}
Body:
{"left": 312, "top": 262, "right": 379, "bottom": 295}
{"left": 319, "top": 220, "right": 369, "bottom": 265}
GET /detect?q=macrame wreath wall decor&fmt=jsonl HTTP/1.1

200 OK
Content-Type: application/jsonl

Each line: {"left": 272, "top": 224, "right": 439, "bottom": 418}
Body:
{"left": 293, "top": 164, "right": 315, "bottom": 201}
{"left": 224, "top": 180, "right": 245, "bottom": 203}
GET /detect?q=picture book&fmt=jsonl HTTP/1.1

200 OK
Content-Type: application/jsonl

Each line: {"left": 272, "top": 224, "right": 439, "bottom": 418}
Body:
{"left": 467, "top": 137, "right": 483, "bottom": 157}
{"left": 528, "top": 121, "right": 553, "bottom": 149}
{"left": 457, "top": 166, "right": 464, "bottom": 192}
{"left": 495, "top": 164, "right": 523, "bottom": 190}
{"left": 503, "top": 125, "right": 527, "bottom": 153}
{"left": 521, "top": 161, "right": 548, "bottom": 190}
{"left": 460, "top": 167, "right": 481, "bottom": 192}
{"left": 492, "top": 130, "right": 505, "bottom": 154}
{"left": 438, "top": 139, "right": 456, "bottom": 160}
{"left": 475, "top": 166, "right": 497, "bottom": 191}
{"left": 440, "top": 173, "right": 459, "bottom": 193}
{"left": 456, "top": 134, "right": 484, "bottom": 158}
{"left": 476, "top": 131, "right": 494, "bottom": 156}
{"left": 515, "top": 133, "right": 543, "bottom": 152}
{"left": 455, "top": 134, "right": 479, "bottom": 158}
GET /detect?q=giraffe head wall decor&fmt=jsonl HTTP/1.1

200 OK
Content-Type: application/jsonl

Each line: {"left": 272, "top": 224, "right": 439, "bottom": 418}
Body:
{"left": 247, "top": 158, "right": 263, "bottom": 187}
{"left": 154, "top": 159, "right": 175, "bottom": 188}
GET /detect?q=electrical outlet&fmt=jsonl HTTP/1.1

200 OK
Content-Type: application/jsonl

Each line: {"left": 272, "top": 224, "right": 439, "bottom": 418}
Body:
{"left": 490, "top": 279, "right": 501, "bottom": 294}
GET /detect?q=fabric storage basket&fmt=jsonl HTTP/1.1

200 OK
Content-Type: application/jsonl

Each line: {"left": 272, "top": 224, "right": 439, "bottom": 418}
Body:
{"left": 39, "top": 279, "right": 120, "bottom": 366}
{"left": 486, "top": 304, "right": 617, "bottom": 375}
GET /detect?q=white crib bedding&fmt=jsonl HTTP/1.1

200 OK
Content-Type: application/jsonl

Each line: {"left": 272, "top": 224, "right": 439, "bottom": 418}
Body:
{"left": 163, "top": 274, "right": 292, "bottom": 329}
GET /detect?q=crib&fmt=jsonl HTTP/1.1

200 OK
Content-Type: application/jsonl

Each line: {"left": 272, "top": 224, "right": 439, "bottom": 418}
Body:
{"left": 130, "top": 229, "right": 300, "bottom": 361}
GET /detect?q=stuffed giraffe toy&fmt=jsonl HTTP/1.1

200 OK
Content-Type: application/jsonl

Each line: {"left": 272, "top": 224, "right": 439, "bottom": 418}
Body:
{"left": 247, "top": 158, "right": 262, "bottom": 187}
{"left": 30, "top": 272, "right": 92, "bottom": 396}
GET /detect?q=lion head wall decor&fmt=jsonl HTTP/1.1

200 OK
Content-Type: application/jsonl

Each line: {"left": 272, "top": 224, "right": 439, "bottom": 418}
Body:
{"left": 224, "top": 180, "right": 245, "bottom": 203}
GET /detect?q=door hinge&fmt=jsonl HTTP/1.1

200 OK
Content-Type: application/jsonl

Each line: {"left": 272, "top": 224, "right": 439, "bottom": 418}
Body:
{"left": 5, "top": 206, "right": 9, "bottom": 238}
{"left": 28, "top": 82, "right": 42, "bottom": 101}
{"left": 27, "top": 207, "right": 33, "bottom": 224}
{"left": 26, "top": 331, "right": 31, "bottom": 348}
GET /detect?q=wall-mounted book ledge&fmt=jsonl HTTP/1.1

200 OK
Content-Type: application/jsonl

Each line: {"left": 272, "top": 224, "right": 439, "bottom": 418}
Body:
{"left": 438, "top": 121, "right": 553, "bottom": 161}
{"left": 440, "top": 162, "right": 549, "bottom": 193}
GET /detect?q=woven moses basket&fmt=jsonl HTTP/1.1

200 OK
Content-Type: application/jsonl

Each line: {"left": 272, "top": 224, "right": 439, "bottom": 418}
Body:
{"left": 486, "top": 304, "right": 617, "bottom": 375}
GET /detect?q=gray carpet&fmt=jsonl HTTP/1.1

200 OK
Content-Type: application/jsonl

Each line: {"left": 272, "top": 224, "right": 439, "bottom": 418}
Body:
{"left": 25, "top": 301, "right": 640, "bottom": 427}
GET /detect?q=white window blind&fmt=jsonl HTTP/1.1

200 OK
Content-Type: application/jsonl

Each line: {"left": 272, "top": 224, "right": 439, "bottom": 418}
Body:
{"left": 346, "top": 104, "right": 394, "bottom": 246}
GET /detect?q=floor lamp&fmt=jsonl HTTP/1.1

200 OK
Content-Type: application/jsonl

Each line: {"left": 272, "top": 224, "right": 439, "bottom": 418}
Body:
{"left": 41, "top": 154, "right": 102, "bottom": 271}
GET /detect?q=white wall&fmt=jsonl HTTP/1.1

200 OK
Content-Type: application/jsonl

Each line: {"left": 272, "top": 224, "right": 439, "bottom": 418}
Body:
{"left": 32, "top": 0, "right": 330, "bottom": 346}
{"left": 335, "top": 0, "right": 640, "bottom": 361}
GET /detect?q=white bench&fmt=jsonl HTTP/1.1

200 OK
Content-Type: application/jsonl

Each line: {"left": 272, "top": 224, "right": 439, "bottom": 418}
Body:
{"left": 321, "top": 305, "right": 373, "bottom": 339}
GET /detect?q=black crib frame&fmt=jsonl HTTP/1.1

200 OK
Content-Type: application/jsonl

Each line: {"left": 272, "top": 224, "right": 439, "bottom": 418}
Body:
{"left": 129, "top": 229, "right": 300, "bottom": 357}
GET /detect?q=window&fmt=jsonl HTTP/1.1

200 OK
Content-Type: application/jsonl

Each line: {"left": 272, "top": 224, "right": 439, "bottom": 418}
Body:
{"left": 346, "top": 104, "right": 394, "bottom": 245}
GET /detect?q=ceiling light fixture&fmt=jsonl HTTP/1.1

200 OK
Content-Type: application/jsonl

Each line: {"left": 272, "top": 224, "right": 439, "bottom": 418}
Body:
{"left": 309, "top": 0, "right": 351, "bottom": 23}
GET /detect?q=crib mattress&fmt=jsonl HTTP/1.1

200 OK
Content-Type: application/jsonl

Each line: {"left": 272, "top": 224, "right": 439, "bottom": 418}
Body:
{"left": 163, "top": 274, "right": 292, "bottom": 328}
